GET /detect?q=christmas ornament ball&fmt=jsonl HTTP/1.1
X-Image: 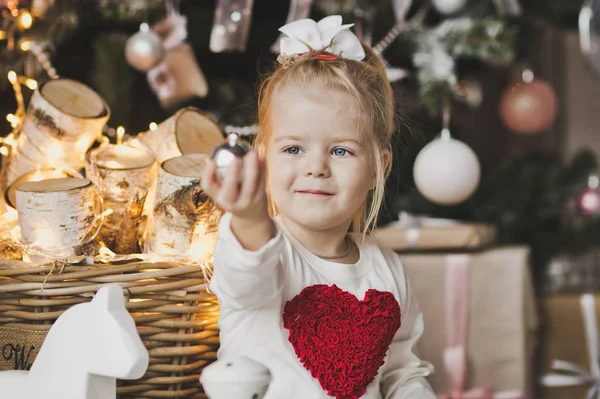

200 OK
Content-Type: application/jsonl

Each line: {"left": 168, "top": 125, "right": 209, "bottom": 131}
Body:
{"left": 579, "top": 189, "right": 600, "bottom": 215}
{"left": 578, "top": 174, "right": 600, "bottom": 215}
{"left": 432, "top": 0, "right": 468, "bottom": 14}
{"left": 499, "top": 79, "right": 558, "bottom": 134}
{"left": 211, "top": 133, "right": 250, "bottom": 182}
{"left": 413, "top": 133, "right": 481, "bottom": 205}
{"left": 125, "top": 24, "right": 163, "bottom": 72}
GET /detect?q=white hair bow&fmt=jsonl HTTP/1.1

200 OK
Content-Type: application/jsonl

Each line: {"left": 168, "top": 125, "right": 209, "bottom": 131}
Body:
{"left": 278, "top": 15, "right": 366, "bottom": 61}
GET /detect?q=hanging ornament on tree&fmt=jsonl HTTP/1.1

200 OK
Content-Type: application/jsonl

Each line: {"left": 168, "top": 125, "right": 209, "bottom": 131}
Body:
{"left": 125, "top": 23, "right": 164, "bottom": 72}
{"left": 147, "top": 0, "right": 208, "bottom": 109}
{"left": 413, "top": 100, "right": 481, "bottom": 205}
{"left": 432, "top": 0, "right": 467, "bottom": 15}
{"left": 209, "top": 0, "right": 255, "bottom": 52}
{"left": 577, "top": 173, "right": 600, "bottom": 215}
{"left": 499, "top": 68, "right": 558, "bottom": 135}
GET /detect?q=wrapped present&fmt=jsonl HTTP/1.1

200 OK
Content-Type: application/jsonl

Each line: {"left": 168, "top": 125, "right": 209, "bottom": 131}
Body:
{"left": 398, "top": 247, "right": 538, "bottom": 397}
{"left": 374, "top": 212, "right": 496, "bottom": 251}
{"left": 538, "top": 294, "right": 600, "bottom": 399}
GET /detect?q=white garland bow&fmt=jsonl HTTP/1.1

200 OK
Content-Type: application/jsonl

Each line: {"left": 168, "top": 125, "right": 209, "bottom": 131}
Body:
{"left": 278, "top": 15, "right": 365, "bottom": 61}
{"left": 540, "top": 294, "right": 600, "bottom": 399}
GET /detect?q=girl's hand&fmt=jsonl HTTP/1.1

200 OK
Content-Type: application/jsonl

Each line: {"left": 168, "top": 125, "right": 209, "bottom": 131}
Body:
{"left": 201, "top": 151, "right": 270, "bottom": 224}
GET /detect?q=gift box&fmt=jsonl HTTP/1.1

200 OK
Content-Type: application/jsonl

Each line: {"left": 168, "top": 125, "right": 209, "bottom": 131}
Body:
{"left": 398, "top": 247, "right": 538, "bottom": 397}
{"left": 538, "top": 293, "right": 600, "bottom": 399}
{"left": 374, "top": 213, "right": 496, "bottom": 252}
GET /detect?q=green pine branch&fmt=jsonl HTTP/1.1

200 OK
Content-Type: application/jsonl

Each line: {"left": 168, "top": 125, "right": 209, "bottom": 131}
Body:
{"left": 412, "top": 17, "right": 517, "bottom": 114}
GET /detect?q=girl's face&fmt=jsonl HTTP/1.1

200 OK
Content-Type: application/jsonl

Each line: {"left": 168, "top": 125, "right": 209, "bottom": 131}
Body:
{"left": 265, "top": 86, "right": 376, "bottom": 233}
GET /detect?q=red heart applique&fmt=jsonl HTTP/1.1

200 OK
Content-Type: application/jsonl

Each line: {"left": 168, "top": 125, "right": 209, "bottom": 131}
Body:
{"left": 282, "top": 284, "right": 401, "bottom": 399}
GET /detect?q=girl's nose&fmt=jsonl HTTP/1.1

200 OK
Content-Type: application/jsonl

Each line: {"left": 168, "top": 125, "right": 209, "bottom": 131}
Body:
{"left": 304, "top": 151, "right": 331, "bottom": 178}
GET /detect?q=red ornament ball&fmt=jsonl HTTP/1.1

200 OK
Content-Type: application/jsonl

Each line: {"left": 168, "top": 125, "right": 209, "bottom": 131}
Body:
{"left": 499, "top": 79, "right": 558, "bottom": 134}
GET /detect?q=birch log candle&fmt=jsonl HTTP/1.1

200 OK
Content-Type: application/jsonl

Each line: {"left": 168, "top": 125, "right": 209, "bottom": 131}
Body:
{"left": 85, "top": 143, "right": 157, "bottom": 253}
{"left": 3, "top": 79, "right": 110, "bottom": 191}
{"left": 15, "top": 178, "right": 98, "bottom": 261}
{"left": 5, "top": 167, "right": 71, "bottom": 209}
{"left": 144, "top": 154, "right": 221, "bottom": 260}
{"left": 137, "top": 107, "right": 224, "bottom": 163}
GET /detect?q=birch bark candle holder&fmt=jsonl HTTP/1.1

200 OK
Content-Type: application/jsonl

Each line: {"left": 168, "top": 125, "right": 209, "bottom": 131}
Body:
{"left": 5, "top": 167, "right": 72, "bottom": 210}
{"left": 15, "top": 178, "right": 100, "bottom": 262}
{"left": 3, "top": 78, "right": 110, "bottom": 192}
{"left": 144, "top": 153, "right": 221, "bottom": 260}
{"left": 136, "top": 107, "right": 224, "bottom": 163}
{"left": 85, "top": 143, "right": 158, "bottom": 253}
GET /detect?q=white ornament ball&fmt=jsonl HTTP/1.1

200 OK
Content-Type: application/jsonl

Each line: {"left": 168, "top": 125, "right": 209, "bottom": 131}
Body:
{"left": 413, "top": 132, "right": 481, "bottom": 205}
{"left": 432, "top": 0, "right": 468, "bottom": 14}
{"left": 125, "top": 24, "right": 163, "bottom": 72}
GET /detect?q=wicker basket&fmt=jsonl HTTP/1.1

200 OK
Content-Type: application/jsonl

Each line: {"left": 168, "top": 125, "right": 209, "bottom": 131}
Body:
{"left": 0, "top": 257, "right": 219, "bottom": 398}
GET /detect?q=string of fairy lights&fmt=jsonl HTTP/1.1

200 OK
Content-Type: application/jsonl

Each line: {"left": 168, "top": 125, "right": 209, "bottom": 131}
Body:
{"left": 0, "top": 1, "right": 33, "bottom": 50}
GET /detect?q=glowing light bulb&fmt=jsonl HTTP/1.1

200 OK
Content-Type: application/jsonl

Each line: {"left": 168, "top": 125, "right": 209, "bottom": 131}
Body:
{"left": 25, "top": 78, "right": 37, "bottom": 90}
{"left": 19, "top": 11, "right": 33, "bottom": 29}
{"left": 4, "top": 134, "right": 16, "bottom": 146}
{"left": 7, "top": 71, "right": 17, "bottom": 84}
{"left": 6, "top": 114, "right": 20, "bottom": 128}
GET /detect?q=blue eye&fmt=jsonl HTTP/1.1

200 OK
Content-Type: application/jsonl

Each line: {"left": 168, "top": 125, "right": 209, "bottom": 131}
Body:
{"left": 332, "top": 148, "right": 351, "bottom": 157}
{"left": 284, "top": 146, "right": 301, "bottom": 155}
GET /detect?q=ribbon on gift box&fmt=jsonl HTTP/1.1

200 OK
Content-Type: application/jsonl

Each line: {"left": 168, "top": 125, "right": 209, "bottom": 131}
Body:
{"left": 391, "top": 212, "right": 459, "bottom": 249}
{"left": 540, "top": 294, "right": 600, "bottom": 399}
{"left": 437, "top": 255, "right": 527, "bottom": 399}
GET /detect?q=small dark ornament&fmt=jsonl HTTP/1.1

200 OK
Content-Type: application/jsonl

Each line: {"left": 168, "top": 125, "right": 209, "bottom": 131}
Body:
{"left": 211, "top": 133, "right": 250, "bottom": 182}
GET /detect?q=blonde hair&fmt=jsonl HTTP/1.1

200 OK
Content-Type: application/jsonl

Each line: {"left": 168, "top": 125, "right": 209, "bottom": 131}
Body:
{"left": 255, "top": 45, "right": 395, "bottom": 239}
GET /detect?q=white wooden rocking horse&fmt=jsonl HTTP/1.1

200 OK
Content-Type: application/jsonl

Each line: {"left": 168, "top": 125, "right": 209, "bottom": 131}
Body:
{"left": 0, "top": 284, "right": 149, "bottom": 399}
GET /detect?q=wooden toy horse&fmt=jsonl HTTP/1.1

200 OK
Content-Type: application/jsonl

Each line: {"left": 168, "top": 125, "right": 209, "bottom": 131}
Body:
{"left": 0, "top": 284, "right": 149, "bottom": 399}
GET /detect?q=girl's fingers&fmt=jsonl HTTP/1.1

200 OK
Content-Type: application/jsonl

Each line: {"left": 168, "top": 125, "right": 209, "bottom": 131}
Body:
{"left": 218, "top": 157, "right": 241, "bottom": 207}
{"left": 202, "top": 154, "right": 267, "bottom": 216}
{"left": 255, "top": 155, "right": 267, "bottom": 202}
{"left": 201, "top": 160, "right": 220, "bottom": 199}
{"left": 239, "top": 152, "right": 260, "bottom": 204}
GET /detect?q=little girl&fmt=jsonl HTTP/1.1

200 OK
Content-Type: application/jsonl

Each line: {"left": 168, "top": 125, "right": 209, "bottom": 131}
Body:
{"left": 201, "top": 16, "right": 435, "bottom": 399}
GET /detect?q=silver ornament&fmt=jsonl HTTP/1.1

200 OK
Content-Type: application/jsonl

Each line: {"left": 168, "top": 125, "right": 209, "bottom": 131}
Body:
{"left": 125, "top": 23, "right": 164, "bottom": 72}
{"left": 211, "top": 133, "right": 250, "bottom": 182}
